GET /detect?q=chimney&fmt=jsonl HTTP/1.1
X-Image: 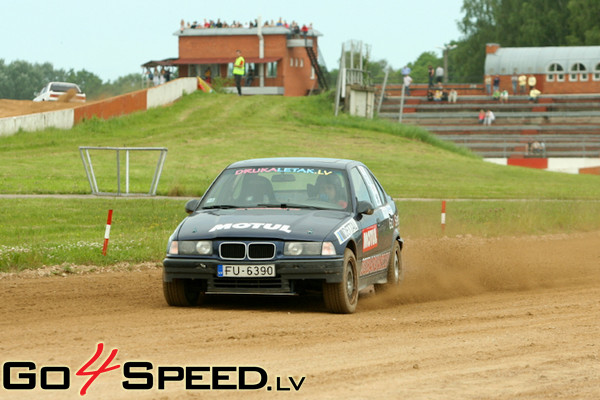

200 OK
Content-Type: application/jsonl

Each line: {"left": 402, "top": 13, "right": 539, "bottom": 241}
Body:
{"left": 486, "top": 43, "right": 500, "bottom": 54}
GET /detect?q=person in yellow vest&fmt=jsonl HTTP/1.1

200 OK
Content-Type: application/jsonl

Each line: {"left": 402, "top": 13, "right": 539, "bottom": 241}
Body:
{"left": 233, "top": 49, "right": 245, "bottom": 96}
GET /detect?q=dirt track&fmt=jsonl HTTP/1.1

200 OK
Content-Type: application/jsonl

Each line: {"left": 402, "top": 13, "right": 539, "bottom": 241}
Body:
{"left": 1, "top": 232, "right": 599, "bottom": 399}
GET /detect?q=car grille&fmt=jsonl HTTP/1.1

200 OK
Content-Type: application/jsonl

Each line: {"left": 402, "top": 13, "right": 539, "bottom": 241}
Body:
{"left": 211, "top": 277, "right": 285, "bottom": 290}
{"left": 219, "top": 242, "right": 276, "bottom": 260}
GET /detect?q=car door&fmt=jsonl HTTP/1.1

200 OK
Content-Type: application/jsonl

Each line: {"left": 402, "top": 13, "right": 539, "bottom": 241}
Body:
{"left": 349, "top": 167, "right": 389, "bottom": 277}
{"left": 357, "top": 166, "right": 393, "bottom": 252}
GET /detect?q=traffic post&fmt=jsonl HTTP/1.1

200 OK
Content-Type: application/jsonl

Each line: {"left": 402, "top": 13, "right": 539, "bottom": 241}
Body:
{"left": 102, "top": 210, "right": 113, "bottom": 256}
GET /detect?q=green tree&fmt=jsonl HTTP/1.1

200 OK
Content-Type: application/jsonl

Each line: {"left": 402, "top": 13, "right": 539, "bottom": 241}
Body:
{"left": 566, "top": 0, "right": 600, "bottom": 45}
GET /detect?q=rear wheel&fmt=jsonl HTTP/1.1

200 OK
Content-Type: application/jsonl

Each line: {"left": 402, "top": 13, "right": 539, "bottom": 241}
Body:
{"left": 375, "top": 240, "right": 403, "bottom": 292}
{"left": 163, "top": 278, "right": 204, "bottom": 306}
{"left": 323, "top": 249, "right": 359, "bottom": 314}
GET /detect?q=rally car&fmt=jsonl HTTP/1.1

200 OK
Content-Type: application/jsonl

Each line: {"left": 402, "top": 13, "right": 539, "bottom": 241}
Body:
{"left": 162, "top": 157, "right": 403, "bottom": 313}
{"left": 33, "top": 82, "right": 86, "bottom": 102}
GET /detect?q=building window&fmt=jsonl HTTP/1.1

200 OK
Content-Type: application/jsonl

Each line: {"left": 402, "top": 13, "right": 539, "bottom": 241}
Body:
{"left": 570, "top": 63, "right": 587, "bottom": 81}
{"left": 594, "top": 63, "right": 600, "bottom": 81}
{"left": 547, "top": 63, "right": 564, "bottom": 82}
{"left": 290, "top": 58, "right": 294, "bottom": 67}
{"left": 310, "top": 67, "right": 315, "bottom": 80}
{"left": 227, "top": 63, "right": 233, "bottom": 77}
{"left": 267, "top": 61, "right": 278, "bottom": 78}
{"left": 300, "top": 58, "right": 304, "bottom": 68}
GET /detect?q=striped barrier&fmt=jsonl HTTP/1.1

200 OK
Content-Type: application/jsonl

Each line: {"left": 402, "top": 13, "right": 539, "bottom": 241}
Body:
{"left": 485, "top": 157, "right": 600, "bottom": 175}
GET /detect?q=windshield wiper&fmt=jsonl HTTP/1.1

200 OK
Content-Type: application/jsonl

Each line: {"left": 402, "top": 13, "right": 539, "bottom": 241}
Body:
{"left": 201, "top": 205, "right": 238, "bottom": 209}
{"left": 257, "top": 203, "right": 322, "bottom": 210}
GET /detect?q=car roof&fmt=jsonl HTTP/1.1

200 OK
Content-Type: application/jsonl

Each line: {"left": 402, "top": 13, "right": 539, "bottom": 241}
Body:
{"left": 226, "top": 157, "right": 364, "bottom": 170}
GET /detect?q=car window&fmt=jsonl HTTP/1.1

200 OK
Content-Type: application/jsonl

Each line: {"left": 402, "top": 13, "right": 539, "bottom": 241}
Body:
{"left": 369, "top": 172, "right": 388, "bottom": 205}
{"left": 349, "top": 167, "right": 373, "bottom": 204}
{"left": 50, "top": 83, "right": 80, "bottom": 93}
{"left": 200, "top": 167, "right": 350, "bottom": 210}
{"left": 357, "top": 166, "right": 383, "bottom": 207}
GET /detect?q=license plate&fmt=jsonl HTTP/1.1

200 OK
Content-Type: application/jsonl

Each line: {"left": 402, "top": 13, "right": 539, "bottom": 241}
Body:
{"left": 217, "top": 264, "right": 276, "bottom": 278}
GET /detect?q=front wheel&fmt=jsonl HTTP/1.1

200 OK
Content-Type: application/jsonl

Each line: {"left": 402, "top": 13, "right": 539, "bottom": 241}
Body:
{"left": 323, "top": 249, "right": 359, "bottom": 314}
{"left": 163, "top": 278, "right": 204, "bottom": 306}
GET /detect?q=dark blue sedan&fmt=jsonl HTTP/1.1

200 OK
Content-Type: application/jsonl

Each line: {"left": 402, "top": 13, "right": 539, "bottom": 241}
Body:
{"left": 163, "top": 157, "right": 403, "bottom": 313}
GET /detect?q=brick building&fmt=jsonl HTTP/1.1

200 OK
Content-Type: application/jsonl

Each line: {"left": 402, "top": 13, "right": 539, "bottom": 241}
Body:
{"left": 484, "top": 43, "right": 600, "bottom": 94}
{"left": 144, "top": 25, "right": 326, "bottom": 96}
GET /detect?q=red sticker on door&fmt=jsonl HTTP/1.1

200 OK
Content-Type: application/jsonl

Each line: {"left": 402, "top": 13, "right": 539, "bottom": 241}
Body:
{"left": 362, "top": 225, "right": 378, "bottom": 252}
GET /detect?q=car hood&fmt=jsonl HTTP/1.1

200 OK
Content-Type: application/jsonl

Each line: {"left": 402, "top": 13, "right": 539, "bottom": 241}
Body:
{"left": 176, "top": 208, "right": 353, "bottom": 241}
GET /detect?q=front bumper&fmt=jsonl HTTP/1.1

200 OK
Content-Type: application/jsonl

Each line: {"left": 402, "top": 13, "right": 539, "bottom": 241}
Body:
{"left": 163, "top": 257, "right": 345, "bottom": 294}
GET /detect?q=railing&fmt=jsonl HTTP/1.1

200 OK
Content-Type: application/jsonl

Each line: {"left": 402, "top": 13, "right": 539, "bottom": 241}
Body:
{"left": 79, "top": 146, "right": 168, "bottom": 196}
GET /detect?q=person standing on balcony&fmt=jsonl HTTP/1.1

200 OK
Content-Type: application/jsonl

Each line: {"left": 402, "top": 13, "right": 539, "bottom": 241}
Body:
{"left": 403, "top": 74, "right": 413, "bottom": 96}
{"left": 435, "top": 65, "right": 444, "bottom": 84}
{"left": 528, "top": 75, "right": 537, "bottom": 90}
{"left": 233, "top": 49, "right": 245, "bottom": 96}
{"left": 518, "top": 73, "right": 527, "bottom": 94}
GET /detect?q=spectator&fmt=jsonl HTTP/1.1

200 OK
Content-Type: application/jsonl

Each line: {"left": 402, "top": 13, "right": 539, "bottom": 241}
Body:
{"left": 484, "top": 109, "right": 495, "bottom": 126}
{"left": 528, "top": 75, "right": 537, "bottom": 90}
{"left": 492, "top": 89, "right": 501, "bottom": 101}
{"left": 493, "top": 75, "right": 500, "bottom": 93}
{"left": 403, "top": 74, "right": 413, "bottom": 96}
{"left": 153, "top": 67, "right": 159, "bottom": 86}
{"left": 499, "top": 89, "right": 509, "bottom": 103}
{"left": 180, "top": 19, "right": 185, "bottom": 33}
{"left": 518, "top": 73, "right": 527, "bottom": 94}
{"left": 511, "top": 71, "right": 518, "bottom": 95}
{"left": 204, "top": 68, "right": 212, "bottom": 84}
{"left": 146, "top": 68, "right": 154, "bottom": 87}
{"left": 529, "top": 88, "right": 541, "bottom": 103}
{"left": 433, "top": 85, "right": 443, "bottom": 101}
{"left": 435, "top": 65, "right": 444, "bottom": 84}
{"left": 478, "top": 109, "right": 485, "bottom": 124}
{"left": 428, "top": 65, "right": 434, "bottom": 87}
{"left": 448, "top": 88, "right": 458, "bottom": 103}
{"left": 301, "top": 24, "right": 309, "bottom": 37}
{"left": 484, "top": 75, "right": 492, "bottom": 95}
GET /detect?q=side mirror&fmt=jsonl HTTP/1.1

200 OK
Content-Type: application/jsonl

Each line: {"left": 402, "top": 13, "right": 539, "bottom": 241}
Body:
{"left": 357, "top": 201, "right": 374, "bottom": 216}
{"left": 185, "top": 199, "right": 200, "bottom": 215}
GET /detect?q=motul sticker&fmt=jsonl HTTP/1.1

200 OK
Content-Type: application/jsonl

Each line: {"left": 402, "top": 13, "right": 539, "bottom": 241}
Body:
{"left": 362, "top": 225, "right": 378, "bottom": 252}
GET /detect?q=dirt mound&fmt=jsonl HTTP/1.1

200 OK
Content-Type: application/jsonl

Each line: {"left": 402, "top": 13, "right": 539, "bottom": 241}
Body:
{"left": 1, "top": 231, "right": 599, "bottom": 399}
{"left": 0, "top": 99, "right": 81, "bottom": 118}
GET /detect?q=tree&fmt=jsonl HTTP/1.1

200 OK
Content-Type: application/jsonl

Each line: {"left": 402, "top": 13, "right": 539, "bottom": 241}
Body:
{"left": 566, "top": 0, "right": 600, "bottom": 45}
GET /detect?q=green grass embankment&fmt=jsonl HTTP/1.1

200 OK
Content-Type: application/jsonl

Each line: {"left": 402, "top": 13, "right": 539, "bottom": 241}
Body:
{"left": 1, "top": 92, "right": 599, "bottom": 271}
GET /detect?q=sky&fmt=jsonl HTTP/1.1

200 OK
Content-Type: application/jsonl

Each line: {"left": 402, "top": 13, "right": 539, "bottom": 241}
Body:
{"left": 2, "top": 0, "right": 465, "bottom": 83}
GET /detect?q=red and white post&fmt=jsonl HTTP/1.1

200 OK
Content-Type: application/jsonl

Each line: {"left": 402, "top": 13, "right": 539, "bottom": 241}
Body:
{"left": 102, "top": 209, "right": 113, "bottom": 256}
{"left": 441, "top": 200, "right": 446, "bottom": 234}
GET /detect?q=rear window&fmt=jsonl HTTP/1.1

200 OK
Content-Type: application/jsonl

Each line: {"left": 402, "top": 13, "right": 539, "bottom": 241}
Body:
{"left": 50, "top": 83, "right": 81, "bottom": 93}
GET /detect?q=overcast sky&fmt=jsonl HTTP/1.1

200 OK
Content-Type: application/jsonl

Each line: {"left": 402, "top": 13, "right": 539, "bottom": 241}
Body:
{"left": 2, "top": 0, "right": 465, "bottom": 82}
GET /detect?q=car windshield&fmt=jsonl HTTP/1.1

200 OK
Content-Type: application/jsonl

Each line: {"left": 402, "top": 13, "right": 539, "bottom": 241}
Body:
{"left": 50, "top": 83, "right": 81, "bottom": 93}
{"left": 200, "top": 167, "right": 351, "bottom": 211}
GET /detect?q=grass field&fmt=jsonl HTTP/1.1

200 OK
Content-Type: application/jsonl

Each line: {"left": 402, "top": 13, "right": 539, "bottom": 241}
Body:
{"left": 1, "top": 92, "right": 599, "bottom": 271}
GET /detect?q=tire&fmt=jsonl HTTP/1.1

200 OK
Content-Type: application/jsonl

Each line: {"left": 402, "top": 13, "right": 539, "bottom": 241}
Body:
{"left": 375, "top": 240, "right": 403, "bottom": 292}
{"left": 323, "top": 248, "right": 359, "bottom": 314}
{"left": 163, "top": 278, "right": 204, "bottom": 307}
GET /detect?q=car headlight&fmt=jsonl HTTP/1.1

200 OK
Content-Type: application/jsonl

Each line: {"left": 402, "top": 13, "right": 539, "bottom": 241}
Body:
{"left": 284, "top": 242, "right": 336, "bottom": 256}
{"left": 169, "top": 240, "right": 212, "bottom": 255}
